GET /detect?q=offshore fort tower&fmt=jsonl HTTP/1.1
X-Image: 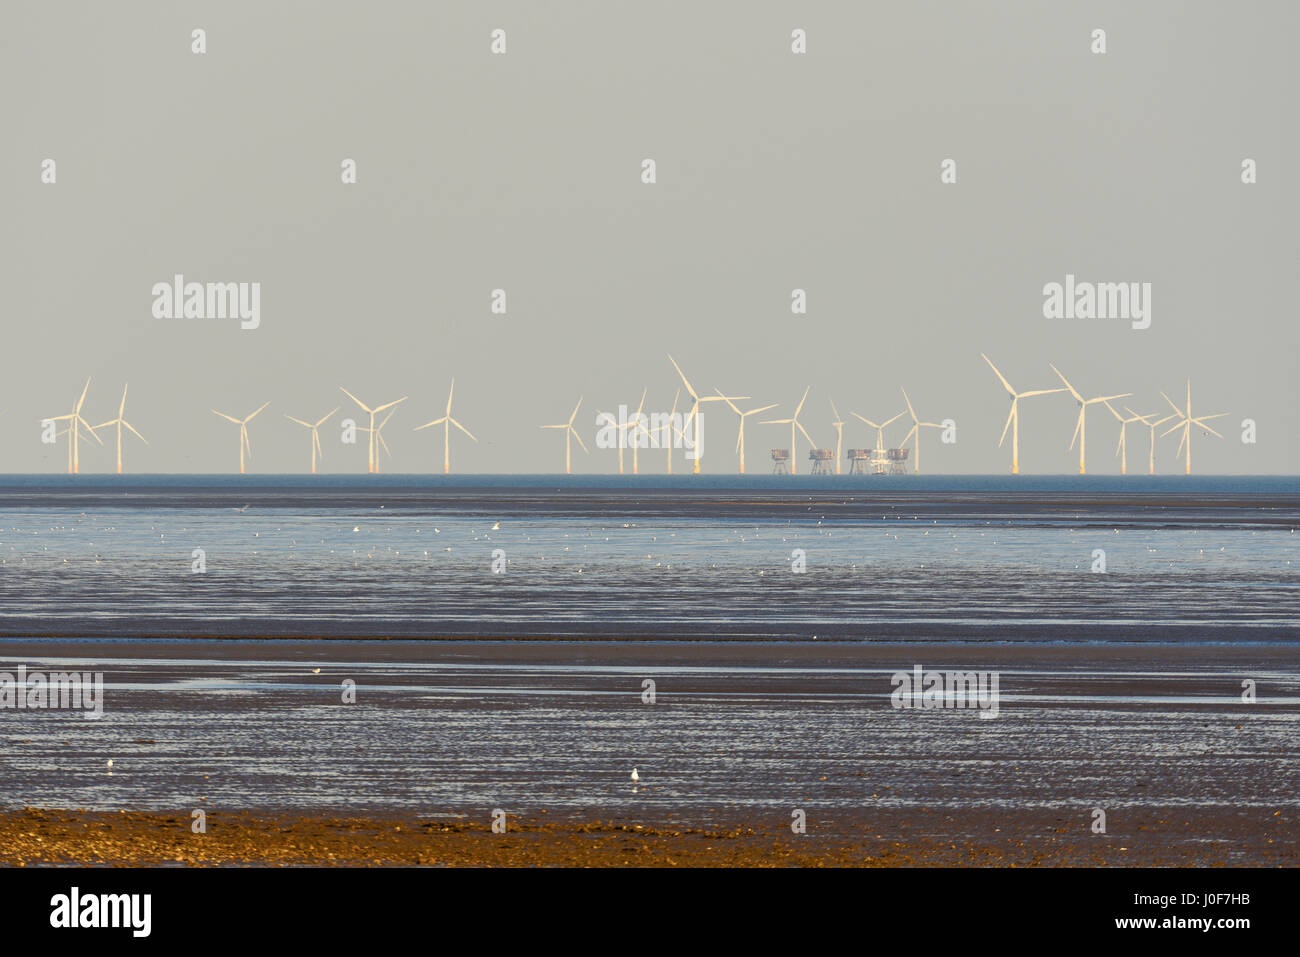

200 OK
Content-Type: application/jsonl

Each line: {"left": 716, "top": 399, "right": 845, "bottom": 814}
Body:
{"left": 808, "top": 448, "right": 834, "bottom": 474}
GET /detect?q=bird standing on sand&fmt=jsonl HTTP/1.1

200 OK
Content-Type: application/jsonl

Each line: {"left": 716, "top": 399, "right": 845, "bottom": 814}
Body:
{"left": 630, "top": 768, "right": 639, "bottom": 790}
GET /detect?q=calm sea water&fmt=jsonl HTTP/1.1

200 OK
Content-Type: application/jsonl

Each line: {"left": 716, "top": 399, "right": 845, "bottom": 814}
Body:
{"left": 0, "top": 475, "right": 1296, "bottom": 642}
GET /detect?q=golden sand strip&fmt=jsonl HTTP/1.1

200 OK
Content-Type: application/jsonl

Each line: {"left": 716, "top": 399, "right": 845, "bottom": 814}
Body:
{"left": 2, "top": 808, "right": 1293, "bottom": 868}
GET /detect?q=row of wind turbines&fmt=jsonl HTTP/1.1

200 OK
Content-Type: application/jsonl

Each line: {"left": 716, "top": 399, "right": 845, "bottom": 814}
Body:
{"left": 35, "top": 355, "right": 1228, "bottom": 476}
{"left": 981, "top": 354, "right": 1227, "bottom": 475}
{"left": 39, "top": 379, "right": 474, "bottom": 475}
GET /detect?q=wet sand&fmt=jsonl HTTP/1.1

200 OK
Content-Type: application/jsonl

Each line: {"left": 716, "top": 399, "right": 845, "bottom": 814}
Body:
{"left": 1, "top": 639, "right": 1296, "bottom": 866}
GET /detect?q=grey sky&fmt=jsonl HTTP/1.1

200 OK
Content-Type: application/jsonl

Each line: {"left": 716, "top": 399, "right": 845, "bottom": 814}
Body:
{"left": 3, "top": 1, "right": 1296, "bottom": 474}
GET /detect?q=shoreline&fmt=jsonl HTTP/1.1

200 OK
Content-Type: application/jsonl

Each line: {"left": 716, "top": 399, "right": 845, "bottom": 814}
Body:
{"left": 3, "top": 806, "right": 1294, "bottom": 868}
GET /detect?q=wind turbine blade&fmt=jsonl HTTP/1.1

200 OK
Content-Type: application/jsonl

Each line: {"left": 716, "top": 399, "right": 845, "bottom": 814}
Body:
{"left": 1049, "top": 364, "right": 1081, "bottom": 400}
{"left": 75, "top": 378, "right": 91, "bottom": 414}
{"left": 374, "top": 396, "right": 408, "bottom": 413}
{"left": 903, "top": 424, "right": 918, "bottom": 446}
{"left": 315, "top": 407, "right": 340, "bottom": 428}
{"left": 851, "top": 413, "right": 878, "bottom": 428}
{"left": 981, "top": 354, "right": 1015, "bottom": 396}
{"left": 829, "top": 398, "right": 841, "bottom": 422}
{"left": 901, "top": 388, "right": 917, "bottom": 422}
{"left": 414, "top": 418, "right": 444, "bottom": 431}
{"left": 244, "top": 402, "right": 270, "bottom": 422}
{"left": 1191, "top": 419, "right": 1224, "bottom": 439}
{"left": 747, "top": 404, "right": 777, "bottom": 417}
{"left": 1091, "top": 393, "right": 1132, "bottom": 404}
{"left": 881, "top": 411, "right": 905, "bottom": 429}
{"left": 715, "top": 389, "right": 742, "bottom": 416}
{"left": 339, "top": 388, "right": 371, "bottom": 413}
{"left": 446, "top": 379, "right": 455, "bottom": 415}
{"left": 1195, "top": 412, "right": 1229, "bottom": 422}
{"left": 212, "top": 410, "right": 241, "bottom": 423}
{"left": 285, "top": 415, "right": 312, "bottom": 427}
{"left": 1160, "top": 421, "right": 1183, "bottom": 438}
{"left": 998, "top": 404, "right": 1015, "bottom": 447}
{"left": 1017, "top": 389, "right": 1065, "bottom": 399}
{"left": 1069, "top": 411, "right": 1082, "bottom": 450}
{"left": 796, "top": 422, "right": 814, "bottom": 446}
{"left": 451, "top": 418, "right": 477, "bottom": 442}
{"left": 378, "top": 432, "right": 391, "bottom": 457}
{"left": 570, "top": 428, "right": 589, "bottom": 454}
{"left": 1160, "top": 391, "right": 1182, "bottom": 417}
{"left": 667, "top": 355, "right": 697, "bottom": 400}
{"left": 794, "top": 386, "right": 810, "bottom": 419}
{"left": 119, "top": 384, "right": 128, "bottom": 417}
{"left": 1102, "top": 400, "right": 1124, "bottom": 422}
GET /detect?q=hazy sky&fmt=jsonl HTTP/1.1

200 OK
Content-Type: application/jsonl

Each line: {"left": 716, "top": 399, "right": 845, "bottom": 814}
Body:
{"left": 3, "top": 1, "right": 1297, "bottom": 474}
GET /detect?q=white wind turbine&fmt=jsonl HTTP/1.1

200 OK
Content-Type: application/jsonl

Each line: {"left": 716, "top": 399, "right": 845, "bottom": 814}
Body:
{"left": 340, "top": 388, "right": 407, "bottom": 474}
{"left": 900, "top": 387, "right": 944, "bottom": 474}
{"left": 541, "top": 396, "right": 588, "bottom": 474}
{"left": 284, "top": 406, "right": 338, "bottom": 474}
{"left": 828, "top": 399, "right": 846, "bottom": 475}
{"left": 45, "top": 378, "right": 102, "bottom": 474}
{"left": 94, "top": 384, "right": 147, "bottom": 474}
{"left": 1125, "top": 407, "right": 1178, "bottom": 475}
{"left": 1160, "top": 380, "right": 1227, "bottom": 475}
{"left": 981, "top": 354, "right": 1064, "bottom": 475}
{"left": 1102, "top": 402, "right": 1148, "bottom": 475}
{"left": 664, "top": 389, "right": 682, "bottom": 475}
{"left": 761, "top": 387, "right": 814, "bottom": 475}
{"left": 850, "top": 410, "right": 904, "bottom": 454}
{"left": 626, "top": 389, "right": 653, "bottom": 475}
{"left": 415, "top": 379, "right": 477, "bottom": 474}
{"left": 211, "top": 402, "right": 269, "bottom": 474}
{"left": 369, "top": 407, "right": 400, "bottom": 472}
{"left": 667, "top": 355, "right": 747, "bottom": 474}
{"left": 597, "top": 390, "right": 645, "bottom": 475}
{"left": 717, "top": 391, "right": 777, "bottom": 475}
{"left": 1050, "top": 365, "right": 1131, "bottom": 475}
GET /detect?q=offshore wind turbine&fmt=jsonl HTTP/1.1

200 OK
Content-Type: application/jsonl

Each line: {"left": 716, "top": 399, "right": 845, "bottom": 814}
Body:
{"left": 540, "top": 396, "right": 588, "bottom": 474}
{"left": 597, "top": 391, "right": 644, "bottom": 475}
{"left": 1160, "top": 380, "right": 1227, "bottom": 475}
{"left": 340, "top": 388, "right": 407, "bottom": 474}
{"left": 828, "top": 399, "right": 846, "bottom": 475}
{"left": 666, "top": 355, "right": 747, "bottom": 474}
{"left": 760, "top": 387, "right": 814, "bottom": 475}
{"left": 1125, "top": 407, "right": 1178, "bottom": 475}
{"left": 981, "top": 354, "right": 1064, "bottom": 475}
{"left": 850, "top": 410, "right": 904, "bottom": 453}
{"left": 1102, "top": 401, "right": 1148, "bottom": 475}
{"left": 626, "top": 389, "right": 652, "bottom": 475}
{"left": 900, "top": 387, "right": 944, "bottom": 474}
{"left": 1050, "top": 365, "right": 1131, "bottom": 475}
{"left": 45, "top": 378, "right": 102, "bottom": 474}
{"left": 664, "top": 389, "right": 681, "bottom": 475}
{"left": 94, "top": 384, "right": 147, "bottom": 474}
{"left": 370, "top": 408, "right": 399, "bottom": 471}
{"left": 211, "top": 402, "right": 269, "bottom": 474}
{"left": 414, "top": 379, "right": 477, "bottom": 474}
{"left": 284, "top": 406, "right": 338, "bottom": 474}
{"left": 717, "top": 391, "right": 776, "bottom": 475}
